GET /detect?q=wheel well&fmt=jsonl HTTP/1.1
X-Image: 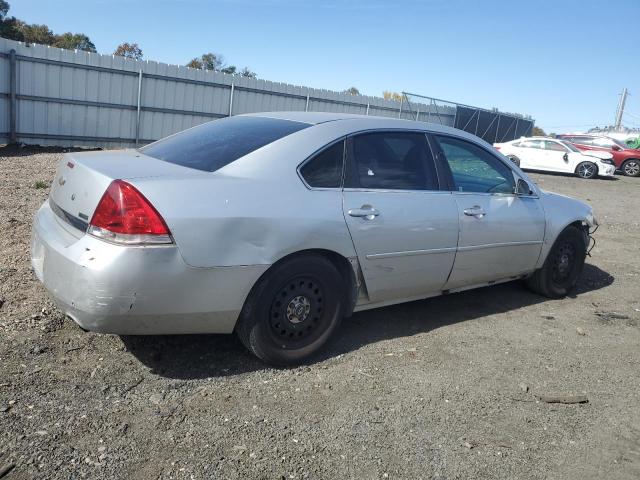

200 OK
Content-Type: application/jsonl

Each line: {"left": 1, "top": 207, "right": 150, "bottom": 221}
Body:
{"left": 244, "top": 249, "right": 359, "bottom": 319}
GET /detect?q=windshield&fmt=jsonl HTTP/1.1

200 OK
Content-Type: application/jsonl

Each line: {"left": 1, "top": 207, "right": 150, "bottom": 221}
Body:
{"left": 612, "top": 138, "right": 628, "bottom": 149}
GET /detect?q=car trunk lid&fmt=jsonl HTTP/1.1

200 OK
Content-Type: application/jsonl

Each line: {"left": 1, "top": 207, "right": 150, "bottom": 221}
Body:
{"left": 49, "top": 149, "right": 206, "bottom": 232}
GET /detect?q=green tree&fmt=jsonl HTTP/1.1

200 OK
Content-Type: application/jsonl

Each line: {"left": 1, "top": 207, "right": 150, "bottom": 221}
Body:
{"left": 186, "top": 53, "right": 256, "bottom": 78}
{"left": 0, "top": 1, "right": 23, "bottom": 41}
{"left": 0, "top": 0, "right": 9, "bottom": 19}
{"left": 0, "top": 16, "right": 23, "bottom": 40}
{"left": 221, "top": 65, "right": 237, "bottom": 75}
{"left": 187, "top": 52, "right": 225, "bottom": 71}
{"left": 239, "top": 67, "right": 256, "bottom": 78}
{"left": 114, "top": 42, "right": 143, "bottom": 60}
{"left": 20, "top": 23, "right": 55, "bottom": 44}
{"left": 53, "top": 32, "right": 96, "bottom": 52}
{"left": 344, "top": 87, "right": 360, "bottom": 95}
{"left": 531, "top": 126, "right": 546, "bottom": 136}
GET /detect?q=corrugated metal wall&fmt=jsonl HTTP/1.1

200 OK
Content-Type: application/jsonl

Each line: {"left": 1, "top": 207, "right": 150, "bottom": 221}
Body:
{"left": 0, "top": 37, "right": 529, "bottom": 148}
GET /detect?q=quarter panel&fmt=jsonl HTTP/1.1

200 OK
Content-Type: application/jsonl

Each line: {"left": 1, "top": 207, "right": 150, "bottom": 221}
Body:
{"left": 134, "top": 175, "right": 356, "bottom": 267}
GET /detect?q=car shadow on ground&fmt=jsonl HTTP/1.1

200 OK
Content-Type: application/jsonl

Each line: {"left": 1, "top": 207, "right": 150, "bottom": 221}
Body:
{"left": 120, "top": 263, "right": 614, "bottom": 379}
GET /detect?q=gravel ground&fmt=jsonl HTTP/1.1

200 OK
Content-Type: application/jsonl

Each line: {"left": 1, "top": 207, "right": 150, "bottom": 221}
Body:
{"left": 0, "top": 145, "right": 639, "bottom": 480}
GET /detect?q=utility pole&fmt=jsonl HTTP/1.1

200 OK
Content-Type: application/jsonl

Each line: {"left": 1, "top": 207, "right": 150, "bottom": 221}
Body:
{"left": 614, "top": 88, "right": 628, "bottom": 131}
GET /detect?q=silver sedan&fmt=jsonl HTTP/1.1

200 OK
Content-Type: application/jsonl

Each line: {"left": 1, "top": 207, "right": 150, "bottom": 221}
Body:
{"left": 31, "top": 112, "right": 597, "bottom": 365}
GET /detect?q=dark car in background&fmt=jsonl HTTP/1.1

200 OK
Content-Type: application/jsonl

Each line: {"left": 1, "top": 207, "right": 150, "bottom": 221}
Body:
{"left": 556, "top": 134, "right": 640, "bottom": 177}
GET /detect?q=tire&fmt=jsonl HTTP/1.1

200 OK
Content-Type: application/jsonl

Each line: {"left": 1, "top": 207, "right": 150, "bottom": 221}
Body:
{"left": 575, "top": 161, "right": 598, "bottom": 179}
{"left": 526, "top": 226, "right": 587, "bottom": 298}
{"left": 621, "top": 159, "right": 640, "bottom": 177}
{"left": 235, "top": 255, "right": 346, "bottom": 366}
{"left": 507, "top": 155, "right": 520, "bottom": 167}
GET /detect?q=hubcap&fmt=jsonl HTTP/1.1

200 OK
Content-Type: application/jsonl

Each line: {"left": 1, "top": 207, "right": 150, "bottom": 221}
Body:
{"left": 286, "top": 295, "right": 310, "bottom": 324}
{"left": 269, "top": 277, "right": 325, "bottom": 343}
{"left": 624, "top": 161, "right": 639, "bottom": 176}
{"left": 578, "top": 164, "right": 595, "bottom": 177}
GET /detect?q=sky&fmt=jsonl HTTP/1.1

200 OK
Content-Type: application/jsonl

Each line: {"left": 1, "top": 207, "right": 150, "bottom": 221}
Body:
{"left": 9, "top": 0, "right": 640, "bottom": 133}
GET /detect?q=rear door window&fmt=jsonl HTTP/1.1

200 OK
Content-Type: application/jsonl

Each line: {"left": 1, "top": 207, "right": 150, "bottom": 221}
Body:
{"left": 299, "top": 140, "right": 344, "bottom": 188}
{"left": 140, "top": 116, "right": 310, "bottom": 172}
{"left": 345, "top": 132, "right": 438, "bottom": 190}
{"left": 544, "top": 141, "right": 567, "bottom": 152}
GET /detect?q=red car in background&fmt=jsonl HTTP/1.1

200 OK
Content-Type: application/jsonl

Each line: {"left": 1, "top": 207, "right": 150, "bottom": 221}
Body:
{"left": 556, "top": 134, "right": 640, "bottom": 177}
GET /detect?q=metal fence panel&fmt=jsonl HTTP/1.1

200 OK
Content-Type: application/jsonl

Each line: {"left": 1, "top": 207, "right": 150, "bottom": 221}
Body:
{"left": 0, "top": 37, "right": 534, "bottom": 148}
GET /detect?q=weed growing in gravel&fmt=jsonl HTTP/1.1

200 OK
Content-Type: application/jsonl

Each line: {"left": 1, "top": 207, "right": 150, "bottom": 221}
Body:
{"left": 33, "top": 180, "right": 49, "bottom": 189}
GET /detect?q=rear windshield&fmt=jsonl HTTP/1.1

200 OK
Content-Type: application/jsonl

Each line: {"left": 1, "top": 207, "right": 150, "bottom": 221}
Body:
{"left": 140, "top": 116, "right": 310, "bottom": 172}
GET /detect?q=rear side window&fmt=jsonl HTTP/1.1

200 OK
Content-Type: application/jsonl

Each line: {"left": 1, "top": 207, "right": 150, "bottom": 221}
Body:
{"left": 299, "top": 141, "right": 344, "bottom": 188}
{"left": 434, "top": 135, "right": 514, "bottom": 194}
{"left": 140, "top": 116, "right": 309, "bottom": 172}
{"left": 345, "top": 132, "right": 438, "bottom": 190}
{"left": 544, "top": 141, "right": 567, "bottom": 152}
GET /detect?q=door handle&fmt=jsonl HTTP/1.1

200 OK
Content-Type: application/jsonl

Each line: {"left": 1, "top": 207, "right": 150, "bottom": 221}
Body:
{"left": 348, "top": 206, "right": 380, "bottom": 220}
{"left": 463, "top": 205, "right": 486, "bottom": 218}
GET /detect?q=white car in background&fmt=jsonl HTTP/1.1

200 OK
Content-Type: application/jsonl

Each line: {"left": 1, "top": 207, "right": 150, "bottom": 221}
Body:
{"left": 494, "top": 137, "right": 616, "bottom": 179}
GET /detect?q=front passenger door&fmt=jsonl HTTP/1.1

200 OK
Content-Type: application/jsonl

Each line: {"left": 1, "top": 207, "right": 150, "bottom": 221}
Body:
{"left": 432, "top": 134, "right": 545, "bottom": 290}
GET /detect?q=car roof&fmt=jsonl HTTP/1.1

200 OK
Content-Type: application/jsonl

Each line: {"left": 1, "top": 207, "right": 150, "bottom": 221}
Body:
{"left": 242, "top": 111, "right": 374, "bottom": 125}
{"left": 240, "top": 111, "right": 477, "bottom": 142}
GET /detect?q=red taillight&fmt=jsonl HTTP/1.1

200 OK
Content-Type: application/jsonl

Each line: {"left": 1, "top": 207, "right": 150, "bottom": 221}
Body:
{"left": 494, "top": 146, "right": 501, "bottom": 150}
{"left": 89, "top": 180, "right": 172, "bottom": 245}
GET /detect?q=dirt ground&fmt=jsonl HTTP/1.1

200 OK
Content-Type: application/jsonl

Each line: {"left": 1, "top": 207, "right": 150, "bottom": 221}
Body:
{"left": 1, "top": 145, "right": 639, "bottom": 480}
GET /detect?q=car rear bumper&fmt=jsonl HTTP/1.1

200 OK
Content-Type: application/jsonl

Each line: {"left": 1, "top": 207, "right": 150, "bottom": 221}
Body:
{"left": 31, "top": 201, "right": 268, "bottom": 335}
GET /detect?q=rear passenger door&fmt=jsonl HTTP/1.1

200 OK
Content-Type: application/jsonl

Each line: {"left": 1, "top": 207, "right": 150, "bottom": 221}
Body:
{"left": 342, "top": 131, "right": 459, "bottom": 303}
{"left": 431, "top": 134, "right": 545, "bottom": 290}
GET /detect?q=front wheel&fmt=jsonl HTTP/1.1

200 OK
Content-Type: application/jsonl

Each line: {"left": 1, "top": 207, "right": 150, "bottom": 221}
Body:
{"left": 575, "top": 161, "right": 598, "bottom": 179}
{"left": 235, "top": 255, "right": 345, "bottom": 366}
{"left": 526, "top": 226, "right": 587, "bottom": 298}
{"left": 621, "top": 159, "right": 640, "bottom": 177}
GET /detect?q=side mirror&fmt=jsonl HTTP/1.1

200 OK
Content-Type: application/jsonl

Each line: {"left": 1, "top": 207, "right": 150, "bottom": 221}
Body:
{"left": 516, "top": 178, "right": 533, "bottom": 196}
{"left": 563, "top": 153, "right": 569, "bottom": 161}
{"left": 612, "top": 145, "right": 621, "bottom": 151}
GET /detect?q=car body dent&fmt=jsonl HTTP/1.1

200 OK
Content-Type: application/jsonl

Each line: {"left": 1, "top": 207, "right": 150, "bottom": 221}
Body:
{"left": 535, "top": 190, "right": 595, "bottom": 269}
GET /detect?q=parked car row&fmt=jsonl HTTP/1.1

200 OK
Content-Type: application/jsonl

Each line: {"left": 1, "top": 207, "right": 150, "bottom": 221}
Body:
{"left": 494, "top": 134, "right": 640, "bottom": 179}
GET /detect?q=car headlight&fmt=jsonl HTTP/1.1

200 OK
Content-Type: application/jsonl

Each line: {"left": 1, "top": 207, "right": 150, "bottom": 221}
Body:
{"left": 601, "top": 159, "right": 614, "bottom": 165}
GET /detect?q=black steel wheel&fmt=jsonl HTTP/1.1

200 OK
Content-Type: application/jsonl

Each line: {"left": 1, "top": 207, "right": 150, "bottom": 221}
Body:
{"left": 268, "top": 275, "right": 328, "bottom": 347}
{"left": 236, "top": 255, "right": 345, "bottom": 366}
{"left": 526, "top": 226, "right": 587, "bottom": 298}
{"left": 575, "top": 161, "right": 598, "bottom": 179}
{"left": 622, "top": 159, "right": 640, "bottom": 177}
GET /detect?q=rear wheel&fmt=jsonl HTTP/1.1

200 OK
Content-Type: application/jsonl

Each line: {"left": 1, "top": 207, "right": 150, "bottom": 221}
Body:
{"left": 575, "top": 161, "right": 597, "bottom": 179}
{"left": 621, "top": 159, "right": 640, "bottom": 177}
{"left": 507, "top": 155, "right": 520, "bottom": 167}
{"left": 236, "top": 255, "right": 345, "bottom": 366}
{"left": 526, "top": 226, "right": 587, "bottom": 298}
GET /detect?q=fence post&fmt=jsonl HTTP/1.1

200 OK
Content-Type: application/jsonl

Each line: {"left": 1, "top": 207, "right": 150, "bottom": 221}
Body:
{"left": 135, "top": 69, "right": 143, "bottom": 146}
{"left": 366, "top": 102, "right": 370, "bottom": 115}
{"left": 9, "top": 49, "right": 17, "bottom": 144}
{"left": 229, "top": 82, "right": 235, "bottom": 116}
{"left": 305, "top": 91, "right": 310, "bottom": 112}
{"left": 398, "top": 95, "right": 403, "bottom": 118}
